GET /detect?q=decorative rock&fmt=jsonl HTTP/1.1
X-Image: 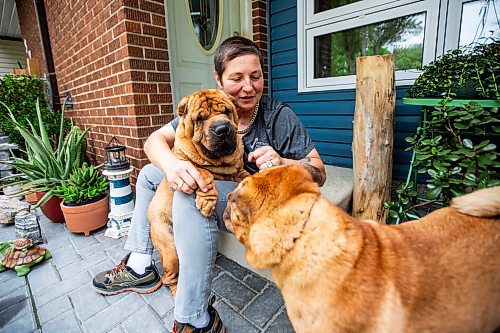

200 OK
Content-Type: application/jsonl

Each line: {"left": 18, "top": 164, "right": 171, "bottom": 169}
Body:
{"left": 15, "top": 211, "right": 43, "bottom": 244}
{"left": 0, "top": 195, "right": 30, "bottom": 224}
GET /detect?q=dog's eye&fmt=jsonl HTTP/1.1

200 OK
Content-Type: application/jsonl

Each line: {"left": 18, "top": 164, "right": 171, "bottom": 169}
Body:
{"left": 196, "top": 116, "right": 204, "bottom": 124}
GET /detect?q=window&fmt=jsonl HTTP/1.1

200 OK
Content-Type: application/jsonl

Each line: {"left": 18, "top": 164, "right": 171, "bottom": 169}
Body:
{"left": 444, "top": 0, "right": 499, "bottom": 51}
{"left": 298, "top": 0, "right": 441, "bottom": 92}
{"left": 188, "top": 0, "right": 220, "bottom": 51}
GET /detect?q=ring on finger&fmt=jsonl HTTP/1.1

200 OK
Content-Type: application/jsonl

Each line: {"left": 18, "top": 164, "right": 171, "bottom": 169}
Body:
{"left": 266, "top": 159, "right": 274, "bottom": 168}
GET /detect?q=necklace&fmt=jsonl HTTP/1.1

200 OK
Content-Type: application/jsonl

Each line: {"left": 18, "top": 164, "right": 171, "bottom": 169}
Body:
{"left": 237, "top": 102, "right": 259, "bottom": 135}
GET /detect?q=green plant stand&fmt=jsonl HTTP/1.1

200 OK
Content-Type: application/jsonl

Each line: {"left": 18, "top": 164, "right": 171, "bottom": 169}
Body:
{"left": 402, "top": 98, "right": 500, "bottom": 107}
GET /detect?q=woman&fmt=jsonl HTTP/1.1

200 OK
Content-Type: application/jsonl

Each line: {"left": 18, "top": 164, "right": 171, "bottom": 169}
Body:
{"left": 93, "top": 36, "right": 326, "bottom": 332}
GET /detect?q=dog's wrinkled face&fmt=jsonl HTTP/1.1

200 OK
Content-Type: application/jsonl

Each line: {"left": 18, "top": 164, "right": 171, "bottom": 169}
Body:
{"left": 177, "top": 89, "right": 239, "bottom": 160}
{"left": 224, "top": 166, "right": 320, "bottom": 269}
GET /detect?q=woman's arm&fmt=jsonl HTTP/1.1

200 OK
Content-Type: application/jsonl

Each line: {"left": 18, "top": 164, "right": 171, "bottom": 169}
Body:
{"left": 248, "top": 147, "right": 326, "bottom": 186}
{"left": 144, "top": 123, "right": 207, "bottom": 193}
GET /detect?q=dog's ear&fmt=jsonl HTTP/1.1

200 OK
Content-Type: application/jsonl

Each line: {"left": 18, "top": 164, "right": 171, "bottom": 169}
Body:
{"left": 177, "top": 95, "right": 191, "bottom": 117}
{"left": 246, "top": 194, "right": 318, "bottom": 269}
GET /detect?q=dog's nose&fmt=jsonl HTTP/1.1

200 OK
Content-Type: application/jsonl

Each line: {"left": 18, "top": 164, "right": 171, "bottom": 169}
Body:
{"left": 213, "top": 123, "right": 231, "bottom": 136}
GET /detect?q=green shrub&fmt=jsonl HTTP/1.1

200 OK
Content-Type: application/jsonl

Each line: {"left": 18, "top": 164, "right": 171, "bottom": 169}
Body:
{"left": 0, "top": 74, "right": 67, "bottom": 154}
{"left": 406, "top": 40, "right": 499, "bottom": 100}
{"left": 384, "top": 101, "right": 499, "bottom": 223}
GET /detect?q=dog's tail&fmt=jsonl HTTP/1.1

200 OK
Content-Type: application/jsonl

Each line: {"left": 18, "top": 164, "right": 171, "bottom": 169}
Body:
{"left": 451, "top": 186, "right": 500, "bottom": 217}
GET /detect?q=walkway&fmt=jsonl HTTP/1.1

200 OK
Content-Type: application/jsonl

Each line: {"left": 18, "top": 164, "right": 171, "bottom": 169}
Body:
{"left": 0, "top": 209, "right": 295, "bottom": 333}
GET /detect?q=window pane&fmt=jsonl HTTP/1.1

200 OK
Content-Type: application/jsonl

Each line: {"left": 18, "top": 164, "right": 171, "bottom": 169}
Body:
{"left": 314, "top": 0, "right": 363, "bottom": 13}
{"left": 314, "top": 13, "right": 425, "bottom": 78}
{"left": 188, "top": 0, "right": 220, "bottom": 50}
{"left": 459, "top": 0, "right": 499, "bottom": 46}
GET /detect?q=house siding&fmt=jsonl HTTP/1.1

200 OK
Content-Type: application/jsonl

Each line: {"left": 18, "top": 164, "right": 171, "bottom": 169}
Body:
{"left": 268, "top": 0, "right": 421, "bottom": 178}
{"left": 0, "top": 39, "right": 27, "bottom": 76}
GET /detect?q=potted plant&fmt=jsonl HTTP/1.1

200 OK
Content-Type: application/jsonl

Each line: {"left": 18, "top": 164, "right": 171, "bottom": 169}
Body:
{"left": 404, "top": 39, "right": 499, "bottom": 104}
{"left": 0, "top": 99, "right": 90, "bottom": 222}
{"left": 385, "top": 40, "right": 499, "bottom": 224}
{"left": 54, "top": 163, "right": 109, "bottom": 236}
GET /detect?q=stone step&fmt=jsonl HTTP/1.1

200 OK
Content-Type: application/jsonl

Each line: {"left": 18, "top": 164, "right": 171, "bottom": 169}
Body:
{"left": 217, "top": 165, "right": 353, "bottom": 280}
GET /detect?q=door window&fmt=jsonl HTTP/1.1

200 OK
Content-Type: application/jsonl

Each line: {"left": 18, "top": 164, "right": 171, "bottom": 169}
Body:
{"left": 188, "top": 0, "right": 220, "bottom": 51}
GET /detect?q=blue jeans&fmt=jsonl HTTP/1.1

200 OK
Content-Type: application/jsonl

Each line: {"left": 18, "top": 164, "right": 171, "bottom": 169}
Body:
{"left": 124, "top": 164, "right": 236, "bottom": 323}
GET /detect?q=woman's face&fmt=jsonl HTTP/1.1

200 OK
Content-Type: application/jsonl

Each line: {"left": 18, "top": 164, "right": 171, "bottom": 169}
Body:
{"left": 214, "top": 54, "right": 264, "bottom": 114}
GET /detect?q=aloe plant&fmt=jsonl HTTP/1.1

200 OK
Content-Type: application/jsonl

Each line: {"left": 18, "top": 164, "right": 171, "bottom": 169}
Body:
{"left": 0, "top": 99, "right": 91, "bottom": 207}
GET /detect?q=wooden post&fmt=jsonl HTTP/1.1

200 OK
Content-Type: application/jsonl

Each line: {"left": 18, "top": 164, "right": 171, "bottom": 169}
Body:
{"left": 27, "top": 58, "right": 40, "bottom": 77}
{"left": 352, "top": 55, "right": 395, "bottom": 222}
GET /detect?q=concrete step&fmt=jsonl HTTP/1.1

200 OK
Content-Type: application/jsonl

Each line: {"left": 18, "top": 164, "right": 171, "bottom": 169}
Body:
{"left": 217, "top": 165, "right": 354, "bottom": 280}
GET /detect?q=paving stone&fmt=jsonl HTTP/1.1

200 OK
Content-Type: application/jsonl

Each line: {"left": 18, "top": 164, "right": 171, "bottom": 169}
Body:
{"left": 243, "top": 272, "right": 269, "bottom": 292}
{"left": 163, "top": 309, "right": 175, "bottom": 330}
{"left": 107, "top": 326, "right": 125, "bottom": 333}
{"left": 69, "top": 233, "right": 99, "bottom": 250}
{"left": 58, "top": 251, "right": 109, "bottom": 279}
{"left": 70, "top": 282, "right": 109, "bottom": 321}
{"left": 74, "top": 241, "right": 109, "bottom": 259}
{"left": 0, "top": 296, "right": 35, "bottom": 332}
{"left": 140, "top": 285, "right": 174, "bottom": 317}
{"left": 242, "top": 285, "right": 284, "bottom": 328}
{"left": 86, "top": 257, "right": 116, "bottom": 279}
{"left": 216, "top": 255, "right": 250, "bottom": 280}
{"left": 37, "top": 295, "right": 72, "bottom": 324}
{"left": 211, "top": 273, "right": 257, "bottom": 311}
{"left": 121, "top": 306, "right": 166, "bottom": 332}
{"left": 0, "top": 313, "right": 37, "bottom": 333}
{"left": 264, "top": 310, "right": 295, "bottom": 333}
{"left": 0, "top": 274, "right": 25, "bottom": 299}
{"left": 94, "top": 232, "right": 124, "bottom": 248}
{"left": 0, "top": 268, "right": 19, "bottom": 283}
{"left": 83, "top": 292, "right": 145, "bottom": 333}
{"left": 0, "top": 284, "right": 28, "bottom": 304}
{"left": 50, "top": 243, "right": 80, "bottom": 269}
{"left": 215, "top": 300, "right": 260, "bottom": 333}
{"left": 34, "top": 270, "right": 90, "bottom": 307}
{"left": 106, "top": 245, "right": 129, "bottom": 264}
{"left": 27, "top": 261, "right": 60, "bottom": 294}
{"left": 45, "top": 234, "right": 73, "bottom": 251}
{"left": 43, "top": 310, "right": 82, "bottom": 333}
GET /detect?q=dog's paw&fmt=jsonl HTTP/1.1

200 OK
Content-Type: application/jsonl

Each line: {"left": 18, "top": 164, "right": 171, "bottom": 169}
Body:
{"left": 196, "top": 196, "right": 217, "bottom": 217}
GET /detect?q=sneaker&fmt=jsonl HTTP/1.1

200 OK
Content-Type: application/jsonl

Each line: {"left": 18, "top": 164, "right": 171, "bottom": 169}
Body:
{"left": 172, "top": 295, "right": 226, "bottom": 333}
{"left": 93, "top": 253, "right": 162, "bottom": 296}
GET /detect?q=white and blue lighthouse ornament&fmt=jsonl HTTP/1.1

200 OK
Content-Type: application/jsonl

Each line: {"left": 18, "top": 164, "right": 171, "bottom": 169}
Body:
{"left": 102, "top": 137, "right": 135, "bottom": 239}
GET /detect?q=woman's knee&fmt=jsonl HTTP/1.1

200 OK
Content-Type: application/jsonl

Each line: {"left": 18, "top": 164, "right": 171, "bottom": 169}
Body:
{"left": 137, "top": 164, "right": 163, "bottom": 191}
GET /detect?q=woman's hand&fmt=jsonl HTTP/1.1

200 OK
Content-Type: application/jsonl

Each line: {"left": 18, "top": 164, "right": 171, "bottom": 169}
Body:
{"left": 165, "top": 159, "right": 207, "bottom": 194}
{"left": 248, "top": 146, "right": 285, "bottom": 171}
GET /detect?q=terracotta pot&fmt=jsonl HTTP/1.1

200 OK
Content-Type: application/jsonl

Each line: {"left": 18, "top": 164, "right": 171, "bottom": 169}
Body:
{"left": 25, "top": 191, "right": 43, "bottom": 205}
{"left": 60, "top": 195, "right": 109, "bottom": 236}
{"left": 40, "top": 195, "right": 65, "bottom": 223}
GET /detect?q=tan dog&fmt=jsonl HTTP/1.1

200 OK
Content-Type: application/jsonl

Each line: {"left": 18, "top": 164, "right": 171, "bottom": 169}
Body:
{"left": 224, "top": 165, "right": 500, "bottom": 333}
{"left": 148, "top": 89, "right": 249, "bottom": 295}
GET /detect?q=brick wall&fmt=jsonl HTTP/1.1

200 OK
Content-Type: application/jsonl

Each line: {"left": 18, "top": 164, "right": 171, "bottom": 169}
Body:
{"left": 43, "top": 0, "right": 173, "bottom": 184}
{"left": 16, "top": 0, "right": 47, "bottom": 75}
{"left": 17, "top": 0, "right": 268, "bottom": 185}
{"left": 252, "top": 0, "right": 268, "bottom": 93}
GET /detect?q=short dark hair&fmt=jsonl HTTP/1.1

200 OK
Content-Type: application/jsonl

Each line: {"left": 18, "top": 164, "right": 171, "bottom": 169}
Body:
{"left": 214, "top": 36, "right": 264, "bottom": 77}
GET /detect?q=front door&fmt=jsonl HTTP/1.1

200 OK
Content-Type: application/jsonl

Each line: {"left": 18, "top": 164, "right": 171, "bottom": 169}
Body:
{"left": 166, "top": 0, "right": 250, "bottom": 110}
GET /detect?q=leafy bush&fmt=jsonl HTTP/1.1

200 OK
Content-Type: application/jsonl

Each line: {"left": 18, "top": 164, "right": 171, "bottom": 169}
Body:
{"left": 0, "top": 74, "right": 66, "bottom": 154}
{"left": 384, "top": 101, "right": 499, "bottom": 223}
{"left": 406, "top": 40, "right": 499, "bottom": 100}
{"left": 53, "top": 163, "right": 108, "bottom": 205}
{"left": 0, "top": 100, "right": 90, "bottom": 207}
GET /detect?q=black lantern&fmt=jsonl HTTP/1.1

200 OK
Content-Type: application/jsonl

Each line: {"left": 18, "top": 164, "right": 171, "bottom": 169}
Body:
{"left": 104, "top": 137, "right": 130, "bottom": 171}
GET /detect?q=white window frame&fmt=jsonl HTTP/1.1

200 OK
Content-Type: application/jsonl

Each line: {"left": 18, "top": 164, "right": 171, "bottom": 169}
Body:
{"left": 297, "top": 0, "right": 441, "bottom": 92}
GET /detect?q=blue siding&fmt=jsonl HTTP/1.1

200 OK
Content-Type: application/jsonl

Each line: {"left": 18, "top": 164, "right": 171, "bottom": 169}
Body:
{"left": 268, "top": 2, "right": 421, "bottom": 179}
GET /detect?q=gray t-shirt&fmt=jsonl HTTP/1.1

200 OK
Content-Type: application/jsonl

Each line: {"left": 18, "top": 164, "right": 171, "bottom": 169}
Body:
{"left": 169, "top": 95, "right": 315, "bottom": 174}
